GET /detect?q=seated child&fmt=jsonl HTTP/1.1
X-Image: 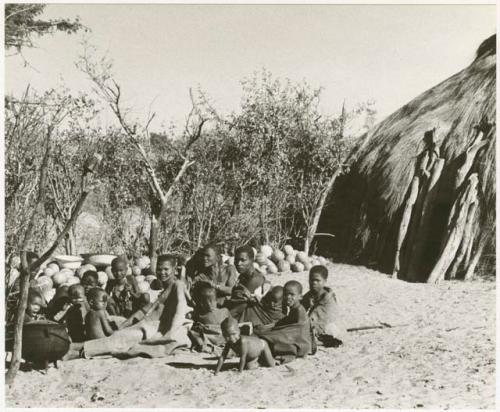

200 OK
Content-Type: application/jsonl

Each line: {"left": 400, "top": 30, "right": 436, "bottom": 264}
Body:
{"left": 85, "top": 288, "right": 116, "bottom": 340}
{"left": 261, "top": 286, "right": 285, "bottom": 322}
{"left": 64, "top": 284, "right": 90, "bottom": 343}
{"left": 256, "top": 280, "right": 313, "bottom": 363}
{"left": 189, "top": 281, "right": 230, "bottom": 352}
{"left": 106, "top": 257, "right": 137, "bottom": 318}
{"left": 215, "top": 316, "right": 275, "bottom": 374}
{"left": 47, "top": 285, "right": 71, "bottom": 321}
{"left": 302, "top": 265, "right": 346, "bottom": 347}
{"left": 81, "top": 270, "right": 99, "bottom": 294}
{"left": 24, "top": 289, "right": 46, "bottom": 322}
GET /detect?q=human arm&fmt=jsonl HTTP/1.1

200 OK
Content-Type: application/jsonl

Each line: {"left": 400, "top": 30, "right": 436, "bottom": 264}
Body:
{"left": 215, "top": 344, "right": 230, "bottom": 375}
{"left": 99, "top": 311, "right": 115, "bottom": 336}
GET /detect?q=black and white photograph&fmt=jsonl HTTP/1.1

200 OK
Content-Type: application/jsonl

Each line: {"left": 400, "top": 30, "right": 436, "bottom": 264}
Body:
{"left": 3, "top": 1, "right": 496, "bottom": 409}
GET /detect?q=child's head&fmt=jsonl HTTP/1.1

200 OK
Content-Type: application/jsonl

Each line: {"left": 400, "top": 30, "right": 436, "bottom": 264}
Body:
{"left": 81, "top": 270, "right": 99, "bottom": 292}
{"left": 221, "top": 316, "right": 240, "bottom": 344}
{"left": 27, "top": 289, "right": 44, "bottom": 316}
{"left": 263, "top": 286, "right": 283, "bottom": 309}
{"left": 87, "top": 287, "right": 108, "bottom": 311}
{"left": 111, "top": 257, "right": 128, "bottom": 282}
{"left": 193, "top": 281, "right": 217, "bottom": 313}
{"left": 283, "top": 280, "right": 302, "bottom": 308}
{"left": 309, "top": 265, "right": 328, "bottom": 294}
{"left": 156, "top": 254, "right": 177, "bottom": 285}
{"left": 234, "top": 245, "right": 255, "bottom": 275}
{"left": 68, "top": 284, "right": 86, "bottom": 305}
{"left": 201, "top": 245, "right": 220, "bottom": 268}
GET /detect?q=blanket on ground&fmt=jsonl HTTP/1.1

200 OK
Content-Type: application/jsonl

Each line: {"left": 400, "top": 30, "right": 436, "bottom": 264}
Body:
{"left": 82, "top": 281, "right": 192, "bottom": 359}
{"left": 225, "top": 284, "right": 274, "bottom": 327}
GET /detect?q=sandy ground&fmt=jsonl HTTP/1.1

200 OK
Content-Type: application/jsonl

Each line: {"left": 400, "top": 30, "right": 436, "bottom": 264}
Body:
{"left": 5, "top": 263, "right": 496, "bottom": 409}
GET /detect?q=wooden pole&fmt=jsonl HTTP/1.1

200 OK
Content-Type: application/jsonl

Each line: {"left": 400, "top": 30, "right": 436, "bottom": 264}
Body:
{"left": 464, "top": 240, "right": 487, "bottom": 281}
{"left": 406, "top": 158, "right": 445, "bottom": 281}
{"left": 392, "top": 176, "right": 420, "bottom": 278}
{"left": 427, "top": 174, "right": 478, "bottom": 283}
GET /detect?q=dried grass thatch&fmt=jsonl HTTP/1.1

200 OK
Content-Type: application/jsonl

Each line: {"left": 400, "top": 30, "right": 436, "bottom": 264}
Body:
{"left": 318, "top": 35, "right": 495, "bottom": 282}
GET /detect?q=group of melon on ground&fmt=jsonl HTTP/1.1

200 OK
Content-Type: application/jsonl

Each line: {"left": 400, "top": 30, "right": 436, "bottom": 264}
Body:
{"left": 8, "top": 244, "right": 328, "bottom": 305}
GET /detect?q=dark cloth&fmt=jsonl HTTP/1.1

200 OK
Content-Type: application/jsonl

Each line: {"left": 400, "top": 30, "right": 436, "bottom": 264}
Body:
{"left": 188, "top": 263, "right": 239, "bottom": 305}
{"left": 224, "top": 283, "right": 274, "bottom": 327}
{"left": 256, "top": 304, "right": 312, "bottom": 358}
{"left": 64, "top": 303, "right": 89, "bottom": 343}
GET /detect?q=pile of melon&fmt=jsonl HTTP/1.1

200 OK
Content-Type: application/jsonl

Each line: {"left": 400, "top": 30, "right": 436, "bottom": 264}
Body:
{"left": 223, "top": 245, "right": 328, "bottom": 275}
{"left": 7, "top": 254, "right": 158, "bottom": 305}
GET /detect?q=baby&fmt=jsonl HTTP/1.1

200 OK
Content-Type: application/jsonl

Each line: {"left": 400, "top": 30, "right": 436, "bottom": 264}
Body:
{"left": 215, "top": 317, "right": 275, "bottom": 374}
{"left": 64, "top": 284, "right": 90, "bottom": 342}
{"left": 85, "top": 288, "right": 116, "bottom": 340}
{"left": 81, "top": 270, "right": 99, "bottom": 294}
{"left": 24, "top": 289, "right": 46, "bottom": 322}
{"left": 262, "top": 286, "right": 285, "bottom": 321}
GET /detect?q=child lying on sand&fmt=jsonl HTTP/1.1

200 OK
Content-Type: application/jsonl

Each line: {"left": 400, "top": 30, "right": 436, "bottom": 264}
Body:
{"left": 215, "top": 317, "right": 275, "bottom": 374}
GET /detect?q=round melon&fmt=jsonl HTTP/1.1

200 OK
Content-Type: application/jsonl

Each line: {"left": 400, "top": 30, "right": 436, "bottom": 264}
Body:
{"left": 43, "top": 288, "right": 56, "bottom": 304}
{"left": 126, "top": 266, "right": 132, "bottom": 276}
{"left": 277, "top": 260, "right": 291, "bottom": 273}
{"left": 296, "top": 251, "right": 309, "bottom": 264}
{"left": 52, "top": 271, "right": 69, "bottom": 287}
{"left": 284, "top": 245, "right": 295, "bottom": 256}
{"left": 43, "top": 267, "right": 55, "bottom": 278}
{"left": 291, "top": 262, "right": 305, "bottom": 273}
{"left": 66, "top": 276, "right": 80, "bottom": 286}
{"left": 76, "top": 264, "right": 97, "bottom": 278}
{"left": 97, "top": 271, "right": 108, "bottom": 286}
{"left": 257, "top": 266, "right": 267, "bottom": 275}
{"left": 303, "top": 261, "right": 313, "bottom": 271}
{"left": 318, "top": 256, "right": 328, "bottom": 266}
{"left": 266, "top": 261, "right": 278, "bottom": 274}
{"left": 145, "top": 275, "right": 157, "bottom": 284}
{"left": 285, "top": 254, "right": 296, "bottom": 264}
{"left": 260, "top": 245, "right": 273, "bottom": 258}
{"left": 270, "top": 250, "right": 285, "bottom": 263}
{"left": 135, "top": 275, "right": 145, "bottom": 283}
{"left": 255, "top": 253, "right": 267, "bottom": 265}
{"left": 137, "top": 281, "right": 150, "bottom": 294}
{"left": 131, "top": 265, "right": 142, "bottom": 277}
{"left": 9, "top": 255, "right": 21, "bottom": 270}
{"left": 311, "top": 259, "right": 321, "bottom": 266}
{"left": 48, "top": 262, "right": 60, "bottom": 272}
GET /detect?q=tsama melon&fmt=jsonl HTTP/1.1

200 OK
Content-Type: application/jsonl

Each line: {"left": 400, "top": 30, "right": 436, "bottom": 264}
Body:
{"left": 270, "top": 250, "right": 285, "bottom": 263}
{"left": 76, "top": 264, "right": 97, "bottom": 278}
{"left": 296, "top": 251, "right": 309, "bottom": 264}
{"left": 43, "top": 267, "right": 55, "bottom": 278}
{"left": 291, "top": 262, "right": 305, "bottom": 273}
{"left": 284, "top": 245, "right": 295, "bottom": 256}
{"left": 285, "top": 254, "right": 296, "bottom": 264}
{"left": 260, "top": 245, "right": 274, "bottom": 258}
{"left": 135, "top": 256, "right": 150, "bottom": 270}
{"left": 303, "top": 261, "right": 313, "bottom": 271}
{"left": 137, "top": 281, "right": 150, "bottom": 294}
{"left": 145, "top": 275, "right": 157, "bottom": 284}
{"left": 52, "top": 271, "right": 69, "bottom": 287}
{"left": 255, "top": 253, "right": 267, "bottom": 265}
{"left": 131, "top": 265, "right": 142, "bottom": 276}
{"left": 36, "top": 275, "right": 54, "bottom": 291}
{"left": 266, "top": 261, "right": 278, "bottom": 274}
{"left": 277, "top": 260, "right": 291, "bottom": 273}
{"left": 66, "top": 276, "right": 80, "bottom": 286}
{"left": 48, "top": 262, "right": 60, "bottom": 272}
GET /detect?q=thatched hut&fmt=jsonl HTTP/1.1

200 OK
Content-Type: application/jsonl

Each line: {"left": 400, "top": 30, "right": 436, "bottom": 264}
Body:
{"left": 318, "top": 35, "right": 495, "bottom": 282}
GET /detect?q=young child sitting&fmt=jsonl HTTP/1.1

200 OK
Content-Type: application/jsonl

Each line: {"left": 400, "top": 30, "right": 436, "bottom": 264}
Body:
{"left": 261, "top": 286, "right": 285, "bottom": 322}
{"left": 302, "top": 265, "right": 346, "bottom": 347}
{"left": 215, "top": 316, "right": 275, "bottom": 374}
{"left": 85, "top": 288, "right": 116, "bottom": 340}
{"left": 64, "top": 284, "right": 90, "bottom": 343}
{"left": 189, "top": 281, "right": 230, "bottom": 352}
{"left": 81, "top": 270, "right": 99, "bottom": 294}
{"left": 24, "top": 289, "right": 46, "bottom": 322}
{"left": 106, "top": 257, "right": 136, "bottom": 318}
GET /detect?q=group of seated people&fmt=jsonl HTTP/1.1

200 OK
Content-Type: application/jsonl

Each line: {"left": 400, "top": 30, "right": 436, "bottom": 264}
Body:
{"left": 23, "top": 244, "right": 346, "bottom": 372}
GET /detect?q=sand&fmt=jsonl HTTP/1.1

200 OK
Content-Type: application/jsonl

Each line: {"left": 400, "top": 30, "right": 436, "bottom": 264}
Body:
{"left": 5, "top": 263, "right": 495, "bottom": 409}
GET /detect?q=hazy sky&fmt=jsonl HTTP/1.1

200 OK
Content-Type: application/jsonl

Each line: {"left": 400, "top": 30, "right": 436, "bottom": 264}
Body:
{"left": 5, "top": 4, "right": 496, "bottom": 130}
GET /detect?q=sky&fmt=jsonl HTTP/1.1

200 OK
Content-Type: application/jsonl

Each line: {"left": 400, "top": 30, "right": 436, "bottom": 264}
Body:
{"left": 5, "top": 4, "right": 496, "bottom": 131}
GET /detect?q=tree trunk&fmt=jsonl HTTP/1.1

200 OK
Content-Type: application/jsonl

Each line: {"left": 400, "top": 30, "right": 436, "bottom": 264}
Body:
{"left": 64, "top": 227, "right": 76, "bottom": 255}
{"left": 406, "top": 159, "right": 444, "bottom": 281}
{"left": 392, "top": 176, "right": 420, "bottom": 278}
{"left": 427, "top": 174, "right": 478, "bottom": 283}
{"left": 149, "top": 212, "right": 160, "bottom": 274}
{"left": 304, "top": 169, "right": 341, "bottom": 256}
